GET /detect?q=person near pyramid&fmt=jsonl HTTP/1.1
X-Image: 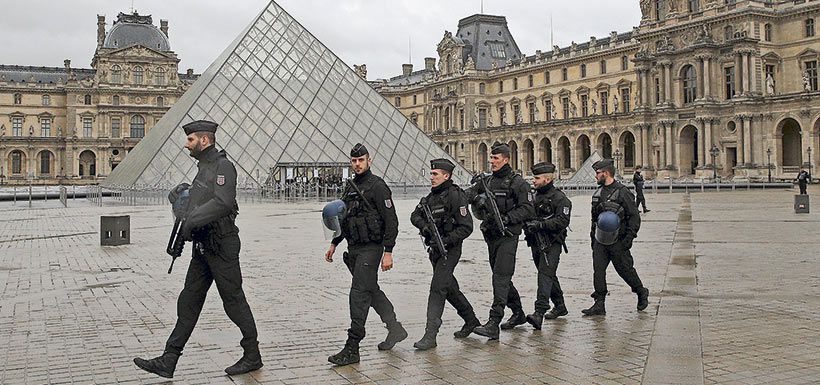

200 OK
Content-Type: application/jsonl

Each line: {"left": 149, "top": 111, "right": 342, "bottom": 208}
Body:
{"left": 324, "top": 143, "right": 406, "bottom": 366}
{"left": 464, "top": 142, "right": 535, "bottom": 340}
{"left": 134, "top": 120, "right": 263, "bottom": 378}
{"left": 409, "top": 158, "right": 481, "bottom": 350}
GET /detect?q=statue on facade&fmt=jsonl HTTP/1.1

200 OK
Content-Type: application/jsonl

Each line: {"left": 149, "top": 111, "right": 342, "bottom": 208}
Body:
{"left": 473, "top": 107, "right": 479, "bottom": 129}
{"left": 465, "top": 56, "right": 475, "bottom": 71}
{"left": 803, "top": 71, "right": 812, "bottom": 92}
{"left": 591, "top": 99, "right": 598, "bottom": 115}
{"left": 500, "top": 110, "right": 507, "bottom": 125}
{"left": 454, "top": 55, "right": 463, "bottom": 74}
{"left": 491, "top": 61, "right": 499, "bottom": 71}
{"left": 1, "top": 125, "right": 5, "bottom": 137}
{"left": 57, "top": 127, "right": 62, "bottom": 137}
{"left": 515, "top": 110, "right": 523, "bottom": 124}
{"left": 766, "top": 74, "right": 775, "bottom": 95}
{"left": 668, "top": 0, "right": 678, "bottom": 13}
{"left": 353, "top": 64, "right": 367, "bottom": 80}
{"left": 613, "top": 95, "right": 620, "bottom": 113}
{"left": 29, "top": 125, "right": 34, "bottom": 137}
{"left": 551, "top": 108, "right": 557, "bottom": 120}
{"left": 640, "top": 0, "right": 652, "bottom": 19}
{"left": 634, "top": 92, "right": 640, "bottom": 108}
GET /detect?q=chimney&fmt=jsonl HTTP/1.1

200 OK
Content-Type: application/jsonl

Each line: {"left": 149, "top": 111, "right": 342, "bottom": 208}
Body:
{"left": 425, "top": 57, "right": 436, "bottom": 71}
{"left": 160, "top": 19, "right": 169, "bottom": 37}
{"left": 64, "top": 59, "right": 71, "bottom": 71}
{"left": 186, "top": 68, "right": 194, "bottom": 76}
{"left": 402, "top": 64, "right": 413, "bottom": 76}
{"left": 97, "top": 15, "right": 106, "bottom": 47}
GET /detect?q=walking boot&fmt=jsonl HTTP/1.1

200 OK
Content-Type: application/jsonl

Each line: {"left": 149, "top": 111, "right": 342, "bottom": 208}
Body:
{"left": 454, "top": 316, "right": 481, "bottom": 338}
{"left": 643, "top": 209, "right": 651, "bottom": 213}
{"left": 472, "top": 319, "right": 500, "bottom": 340}
{"left": 377, "top": 322, "right": 407, "bottom": 351}
{"left": 134, "top": 352, "right": 179, "bottom": 379}
{"left": 637, "top": 287, "right": 650, "bottom": 311}
{"left": 328, "top": 341, "right": 359, "bottom": 366}
{"left": 581, "top": 299, "right": 606, "bottom": 316}
{"left": 413, "top": 331, "right": 438, "bottom": 351}
{"left": 544, "top": 304, "right": 568, "bottom": 319}
{"left": 499, "top": 311, "right": 527, "bottom": 330}
{"left": 225, "top": 349, "right": 263, "bottom": 376}
{"left": 525, "top": 312, "right": 544, "bottom": 330}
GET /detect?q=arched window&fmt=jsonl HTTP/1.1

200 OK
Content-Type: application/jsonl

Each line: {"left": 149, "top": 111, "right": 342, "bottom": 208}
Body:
{"left": 479, "top": 82, "right": 486, "bottom": 94}
{"left": 682, "top": 65, "right": 697, "bottom": 104}
{"left": 562, "top": 67, "right": 568, "bottom": 81}
{"left": 154, "top": 67, "right": 166, "bottom": 86}
{"left": 10, "top": 151, "right": 24, "bottom": 174}
{"left": 807, "top": 18, "right": 816, "bottom": 38}
{"left": 111, "top": 65, "right": 122, "bottom": 83}
{"left": 84, "top": 94, "right": 92, "bottom": 105}
{"left": 42, "top": 94, "right": 50, "bottom": 106}
{"left": 688, "top": 0, "right": 699, "bottom": 13}
{"left": 157, "top": 96, "right": 164, "bottom": 107}
{"left": 130, "top": 115, "right": 145, "bottom": 138}
{"left": 133, "top": 66, "right": 144, "bottom": 84}
{"left": 40, "top": 151, "right": 52, "bottom": 175}
{"left": 764, "top": 23, "right": 773, "bottom": 42}
{"left": 112, "top": 95, "right": 120, "bottom": 106}
{"left": 13, "top": 93, "right": 22, "bottom": 105}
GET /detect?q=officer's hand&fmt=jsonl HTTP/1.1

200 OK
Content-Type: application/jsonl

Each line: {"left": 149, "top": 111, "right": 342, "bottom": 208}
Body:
{"left": 181, "top": 221, "right": 194, "bottom": 242}
{"left": 325, "top": 244, "right": 336, "bottom": 263}
{"left": 381, "top": 252, "right": 393, "bottom": 271}
{"left": 168, "top": 183, "right": 191, "bottom": 203}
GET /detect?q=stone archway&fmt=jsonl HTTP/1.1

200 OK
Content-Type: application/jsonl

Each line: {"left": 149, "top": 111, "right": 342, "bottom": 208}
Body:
{"left": 509, "top": 140, "right": 519, "bottom": 172}
{"left": 79, "top": 150, "right": 97, "bottom": 177}
{"left": 679, "top": 125, "right": 699, "bottom": 175}
{"left": 575, "top": 134, "right": 591, "bottom": 169}
{"left": 8, "top": 150, "right": 26, "bottom": 176}
{"left": 620, "top": 131, "right": 636, "bottom": 169}
{"left": 522, "top": 139, "right": 534, "bottom": 173}
{"left": 777, "top": 118, "right": 802, "bottom": 168}
{"left": 597, "top": 133, "right": 613, "bottom": 159}
{"left": 539, "top": 137, "right": 553, "bottom": 164}
{"left": 477, "top": 142, "right": 488, "bottom": 172}
{"left": 558, "top": 136, "right": 571, "bottom": 170}
{"left": 38, "top": 150, "right": 55, "bottom": 176}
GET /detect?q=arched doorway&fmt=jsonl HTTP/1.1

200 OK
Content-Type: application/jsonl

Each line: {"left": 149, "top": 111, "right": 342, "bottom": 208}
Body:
{"left": 679, "top": 125, "right": 699, "bottom": 175}
{"left": 778, "top": 118, "right": 802, "bottom": 168}
{"left": 620, "top": 131, "right": 636, "bottom": 168}
{"left": 38, "top": 150, "right": 55, "bottom": 176}
{"left": 522, "top": 139, "right": 534, "bottom": 173}
{"left": 576, "top": 134, "right": 591, "bottom": 169}
{"left": 444, "top": 145, "right": 451, "bottom": 157}
{"left": 597, "top": 133, "right": 613, "bottom": 159}
{"left": 477, "top": 143, "right": 488, "bottom": 172}
{"left": 509, "top": 140, "right": 519, "bottom": 171}
{"left": 558, "top": 136, "right": 571, "bottom": 169}
{"left": 79, "top": 150, "right": 97, "bottom": 177}
{"left": 539, "top": 138, "right": 553, "bottom": 164}
{"left": 9, "top": 150, "right": 26, "bottom": 176}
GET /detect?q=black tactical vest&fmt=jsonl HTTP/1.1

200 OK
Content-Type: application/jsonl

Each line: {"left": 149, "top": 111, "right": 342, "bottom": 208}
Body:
{"left": 340, "top": 181, "right": 385, "bottom": 245}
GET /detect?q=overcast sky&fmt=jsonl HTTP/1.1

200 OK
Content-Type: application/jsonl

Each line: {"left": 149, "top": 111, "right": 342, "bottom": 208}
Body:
{"left": 1, "top": 0, "right": 641, "bottom": 80}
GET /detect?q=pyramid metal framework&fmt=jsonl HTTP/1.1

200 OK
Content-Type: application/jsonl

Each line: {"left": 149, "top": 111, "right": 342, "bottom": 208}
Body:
{"left": 104, "top": 1, "right": 467, "bottom": 188}
{"left": 559, "top": 151, "right": 604, "bottom": 186}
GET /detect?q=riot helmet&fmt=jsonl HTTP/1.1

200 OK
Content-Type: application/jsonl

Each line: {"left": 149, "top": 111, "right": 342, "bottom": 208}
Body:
{"left": 322, "top": 199, "right": 347, "bottom": 239}
{"left": 595, "top": 211, "right": 620, "bottom": 245}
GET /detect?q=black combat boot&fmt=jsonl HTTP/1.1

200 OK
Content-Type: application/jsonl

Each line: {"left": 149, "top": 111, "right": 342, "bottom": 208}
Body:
{"left": 544, "top": 304, "right": 568, "bottom": 320}
{"left": 413, "top": 331, "right": 438, "bottom": 350}
{"left": 377, "top": 322, "right": 407, "bottom": 351}
{"left": 328, "top": 340, "right": 360, "bottom": 366}
{"left": 637, "top": 287, "right": 650, "bottom": 311}
{"left": 581, "top": 299, "right": 606, "bottom": 316}
{"left": 133, "top": 352, "right": 180, "bottom": 379}
{"left": 499, "top": 311, "right": 527, "bottom": 330}
{"left": 225, "top": 349, "right": 263, "bottom": 376}
{"left": 453, "top": 316, "right": 481, "bottom": 338}
{"left": 472, "top": 319, "right": 500, "bottom": 340}
{"left": 525, "top": 312, "right": 544, "bottom": 330}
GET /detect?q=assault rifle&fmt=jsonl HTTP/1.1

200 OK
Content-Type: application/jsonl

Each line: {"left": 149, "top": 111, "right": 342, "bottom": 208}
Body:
{"left": 419, "top": 198, "right": 447, "bottom": 262}
{"left": 477, "top": 174, "right": 513, "bottom": 236}
{"left": 166, "top": 189, "right": 190, "bottom": 274}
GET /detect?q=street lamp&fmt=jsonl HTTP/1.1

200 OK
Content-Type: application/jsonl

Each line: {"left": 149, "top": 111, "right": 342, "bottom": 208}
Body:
{"left": 766, "top": 148, "right": 772, "bottom": 183}
{"left": 709, "top": 145, "right": 720, "bottom": 180}
{"left": 613, "top": 149, "right": 622, "bottom": 179}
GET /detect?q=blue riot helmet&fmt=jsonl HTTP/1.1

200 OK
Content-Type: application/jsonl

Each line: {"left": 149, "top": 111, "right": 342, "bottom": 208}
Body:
{"left": 322, "top": 199, "right": 347, "bottom": 239}
{"left": 595, "top": 211, "right": 620, "bottom": 245}
{"left": 171, "top": 189, "right": 190, "bottom": 219}
{"left": 470, "top": 192, "right": 489, "bottom": 221}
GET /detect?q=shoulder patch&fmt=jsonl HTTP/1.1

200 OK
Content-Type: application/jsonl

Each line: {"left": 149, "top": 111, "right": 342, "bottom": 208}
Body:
{"left": 385, "top": 199, "right": 393, "bottom": 209}
{"left": 460, "top": 206, "right": 468, "bottom": 217}
{"left": 216, "top": 175, "right": 225, "bottom": 186}
{"left": 563, "top": 206, "right": 570, "bottom": 215}
{"left": 528, "top": 191, "right": 534, "bottom": 202}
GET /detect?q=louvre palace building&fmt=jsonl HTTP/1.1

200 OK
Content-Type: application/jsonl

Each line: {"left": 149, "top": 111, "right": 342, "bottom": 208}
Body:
{"left": 372, "top": 0, "right": 820, "bottom": 180}
{"left": 0, "top": 11, "right": 198, "bottom": 186}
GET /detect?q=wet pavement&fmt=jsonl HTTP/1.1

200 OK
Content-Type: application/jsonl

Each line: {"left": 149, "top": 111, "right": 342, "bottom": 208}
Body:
{"left": 0, "top": 185, "right": 818, "bottom": 384}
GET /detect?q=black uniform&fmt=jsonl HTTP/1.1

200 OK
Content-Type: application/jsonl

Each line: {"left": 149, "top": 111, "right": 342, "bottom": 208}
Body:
{"left": 589, "top": 180, "right": 645, "bottom": 299}
{"left": 633, "top": 171, "right": 648, "bottom": 212}
{"left": 466, "top": 164, "right": 535, "bottom": 323}
{"left": 523, "top": 182, "right": 571, "bottom": 315}
{"left": 331, "top": 169, "right": 400, "bottom": 344}
{"left": 410, "top": 179, "right": 479, "bottom": 336}
{"left": 165, "top": 144, "right": 259, "bottom": 358}
{"left": 797, "top": 170, "right": 809, "bottom": 195}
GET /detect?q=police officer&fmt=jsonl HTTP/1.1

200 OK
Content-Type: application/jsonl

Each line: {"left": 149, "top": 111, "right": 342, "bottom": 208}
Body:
{"left": 324, "top": 143, "right": 406, "bottom": 366}
{"left": 466, "top": 143, "right": 535, "bottom": 339}
{"left": 582, "top": 159, "right": 649, "bottom": 316}
{"left": 797, "top": 169, "right": 809, "bottom": 195}
{"left": 522, "top": 162, "right": 571, "bottom": 329}
{"left": 633, "top": 166, "right": 650, "bottom": 213}
{"left": 134, "top": 120, "right": 262, "bottom": 378}
{"left": 410, "top": 158, "right": 481, "bottom": 349}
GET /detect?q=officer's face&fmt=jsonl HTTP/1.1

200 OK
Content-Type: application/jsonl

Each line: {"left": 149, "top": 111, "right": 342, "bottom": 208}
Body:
{"left": 596, "top": 169, "right": 614, "bottom": 185}
{"left": 490, "top": 154, "right": 509, "bottom": 172}
{"left": 532, "top": 174, "right": 553, "bottom": 188}
{"left": 185, "top": 133, "right": 208, "bottom": 157}
{"left": 430, "top": 169, "right": 450, "bottom": 187}
{"left": 350, "top": 155, "right": 371, "bottom": 175}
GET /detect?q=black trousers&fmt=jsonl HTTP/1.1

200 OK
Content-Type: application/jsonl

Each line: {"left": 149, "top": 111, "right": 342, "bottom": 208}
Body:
{"left": 345, "top": 243, "right": 397, "bottom": 343}
{"left": 165, "top": 235, "right": 259, "bottom": 356}
{"left": 425, "top": 244, "right": 477, "bottom": 333}
{"left": 484, "top": 233, "right": 523, "bottom": 322}
{"left": 635, "top": 190, "right": 648, "bottom": 211}
{"left": 530, "top": 242, "right": 565, "bottom": 314}
{"left": 591, "top": 240, "right": 644, "bottom": 300}
{"left": 799, "top": 182, "right": 808, "bottom": 195}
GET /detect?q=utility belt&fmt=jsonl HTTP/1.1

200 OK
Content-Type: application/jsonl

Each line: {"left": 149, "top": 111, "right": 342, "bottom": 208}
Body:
{"left": 344, "top": 213, "right": 384, "bottom": 244}
{"left": 192, "top": 214, "right": 238, "bottom": 242}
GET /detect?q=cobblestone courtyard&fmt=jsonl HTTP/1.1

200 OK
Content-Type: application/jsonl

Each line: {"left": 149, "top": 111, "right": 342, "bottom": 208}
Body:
{"left": 0, "top": 187, "right": 818, "bottom": 384}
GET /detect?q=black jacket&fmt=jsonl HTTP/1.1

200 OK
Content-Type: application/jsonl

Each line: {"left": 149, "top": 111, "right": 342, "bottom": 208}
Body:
{"left": 332, "top": 169, "right": 399, "bottom": 252}
{"left": 527, "top": 182, "right": 571, "bottom": 239}
{"left": 186, "top": 145, "right": 239, "bottom": 237}
{"left": 465, "top": 164, "right": 535, "bottom": 236}
{"left": 410, "top": 179, "right": 473, "bottom": 247}
{"left": 590, "top": 180, "right": 640, "bottom": 243}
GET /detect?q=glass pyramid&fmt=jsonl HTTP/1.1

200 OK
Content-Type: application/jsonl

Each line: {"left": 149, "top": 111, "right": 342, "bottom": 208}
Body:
{"left": 104, "top": 1, "right": 466, "bottom": 188}
{"left": 560, "top": 151, "right": 603, "bottom": 186}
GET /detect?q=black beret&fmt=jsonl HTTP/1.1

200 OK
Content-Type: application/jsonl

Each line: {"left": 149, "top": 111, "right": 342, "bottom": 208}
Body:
{"left": 350, "top": 143, "right": 369, "bottom": 157}
{"left": 531, "top": 162, "right": 556, "bottom": 175}
{"left": 182, "top": 120, "right": 218, "bottom": 135}
{"left": 592, "top": 159, "right": 615, "bottom": 171}
{"left": 491, "top": 142, "right": 511, "bottom": 156}
{"left": 430, "top": 158, "right": 455, "bottom": 173}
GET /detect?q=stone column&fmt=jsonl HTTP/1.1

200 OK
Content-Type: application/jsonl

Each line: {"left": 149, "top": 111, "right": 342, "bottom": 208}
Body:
{"left": 744, "top": 116, "right": 753, "bottom": 165}
{"left": 735, "top": 54, "right": 744, "bottom": 96}
{"left": 697, "top": 58, "right": 705, "bottom": 100}
{"left": 704, "top": 119, "right": 713, "bottom": 164}
{"left": 698, "top": 120, "right": 706, "bottom": 166}
{"left": 666, "top": 122, "right": 674, "bottom": 168}
{"left": 748, "top": 52, "right": 757, "bottom": 95}
{"left": 737, "top": 117, "right": 746, "bottom": 165}
{"left": 637, "top": 70, "right": 644, "bottom": 107}
{"left": 642, "top": 125, "right": 650, "bottom": 168}
{"left": 665, "top": 64, "right": 673, "bottom": 104}
{"left": 703, "top": 57, "right": 712, "bottom": 100}
{"left": 741, "top": 53, "right": 750, "bottom": 96}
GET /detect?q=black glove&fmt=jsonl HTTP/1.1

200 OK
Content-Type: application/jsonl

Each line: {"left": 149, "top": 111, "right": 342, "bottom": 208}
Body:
{"left": 168, "top": 183, "right": 191, "bottom": 203}
{"left": 420, "top": 224, "right": 435, "bottom": 238}
{"left": 180, "top": 221, "right": 194, "bottom": 242}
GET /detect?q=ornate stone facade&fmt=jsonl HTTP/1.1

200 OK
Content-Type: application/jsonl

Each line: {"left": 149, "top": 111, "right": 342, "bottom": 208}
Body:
{"left": 0, "top": 11, "right": 198, "bottom": 185}
{"left": 374, "top": 0, "right": 820, "bottom": 180}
